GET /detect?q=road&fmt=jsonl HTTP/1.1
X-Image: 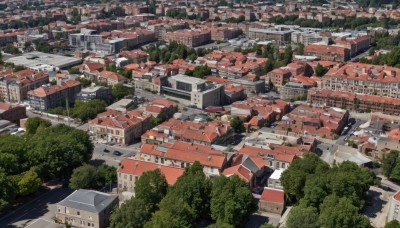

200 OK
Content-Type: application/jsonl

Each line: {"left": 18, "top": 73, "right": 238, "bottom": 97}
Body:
{"left": 0, "top": 187, "right": 73, "bottom": 228}
{"left": 336, "top": 118, "right": 364, "bottom": 145}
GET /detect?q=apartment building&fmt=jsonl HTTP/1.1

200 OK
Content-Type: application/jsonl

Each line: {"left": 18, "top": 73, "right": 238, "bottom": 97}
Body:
{"left": 27, "top": 80, "right": 81, "bottom": 110}
{"left": 89, "top": 110, "right": 152, "bottom": 145}
{"left": 291, "top": 31, "right": 330, "bottom": 45}
{"left": 95, "top": 71, "right": 127, "bottom": 86}
{"left": 56, "top": 189, "right": 118, "bottom": 228}
{"left": 0, "top": 70, "right": 49, "bottom": 103}
{"left": 267, "top": 68, "right": 292, "bottom": 89}
{"left": 162, "top": 74, "right": 224, "bottom": 109}
{"left": 247, "top": 27, "right": 293, "bottom": 45}
{"left": 304, "top": 44, "right": 350, "bottom": 62}
{"left": 321, "top": 62, "right": 400, "bottom": 98}
{"left": 137, "top": 141, "right": 228, "bottom": 177}
{"left": 163, "top": 29, "right": 211, "bottom": 47}
{"left": 210, "top": 27, "right": 242, "bottom": 41}
{"left": 308, "top": 89, "right": 400, "bottom": 115}
{"left": 334, "top": 35, "right": 370, "bottom": 57}
{"left": 117, "top": 158, "right": 184, "bottom": 193}
{"left": 276, "top": 105, "right": 349, "bottom": 139}
{"left": 280, "top": 82, "right": 311, "bottom": 100}
{"left": 141, "top": 117, "right": 233, "bottom": 146}
{"left": 388, "top": 191, "right": 400, "bottom": 223}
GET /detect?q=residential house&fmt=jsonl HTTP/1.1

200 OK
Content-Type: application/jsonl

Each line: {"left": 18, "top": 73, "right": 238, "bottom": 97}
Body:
{"left": 258, "top": 187, "right": 285, "bottom": 215}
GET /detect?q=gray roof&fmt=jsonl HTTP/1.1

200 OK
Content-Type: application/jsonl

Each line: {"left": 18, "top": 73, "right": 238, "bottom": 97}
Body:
{"left": 171, "top": 74, "right": 205, "bottom": 85}
{"left": 6, "top": 52, "right": 82, "bottom": 69}
{"left": 57, "top": 189, "right": 118, "bottom": 213}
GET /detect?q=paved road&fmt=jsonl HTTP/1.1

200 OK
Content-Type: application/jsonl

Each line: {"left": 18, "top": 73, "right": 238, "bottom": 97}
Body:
{"left": 0, "top": 187, "right": 74, "bottom": 228}
{"left": 91, "top": 142, "right": 140, "bottom": 167}
{"left": 336, "top": 118, "right": 364, "bottom": 145}
{"left": 317, "top": 143, "right": 338, "bottom": 165}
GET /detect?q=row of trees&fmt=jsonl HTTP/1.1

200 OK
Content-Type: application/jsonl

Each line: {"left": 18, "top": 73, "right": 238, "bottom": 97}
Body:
{"left": 185, "top": 65, "right": 212, "bottom": 79}
{"left": 281, "top": 153, "right": 375, "bottom": 228}
{"left": 97, "top": 6, "right": 126, "bottom": 20}
{"left": 269, "top": 15, "right": 399, "bottom": 30}
{"left": 146, "top": 41, "right": 211, "bottom": 63}
{"left": 109, "top": 162, "right": 257, "bottom": 228}
{"left": 0, "top": 117, "right": 93, "bottom": 212}
{"left": 0, "top": 17, "right": 56, "bottom": 30}
{"left": 381, "top": 150, "right": 400, "bottom": 181}
{"left": 48, "top": 99, "right": 108, "bottom": 122}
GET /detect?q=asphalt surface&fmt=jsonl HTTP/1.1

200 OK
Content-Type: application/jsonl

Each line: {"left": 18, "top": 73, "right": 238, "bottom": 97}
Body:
{"left": 91, "top": 142, "right": 140, "bottom": 168}
{"left": 0, "top": 187, "right": 73, "bottom": 228}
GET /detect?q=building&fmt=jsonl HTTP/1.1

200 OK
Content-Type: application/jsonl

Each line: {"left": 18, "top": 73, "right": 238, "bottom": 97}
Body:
{"left": 162, "top": 74, "right": 224, "bottom": 109}
{"left": 137, "top": 141, "right": 228, "bottom": 177}
{"left": 6, "top": 52, "right": 82, "bottom": 71}
{"left": 95, "top": 71, "right": 127, "bottom": 86}
{"left": 0, "top": 103, "right": 26, "bottom": 124}
{"left": 308, "top": 89, "right": 400, "bottom": 115}
{"left": 76, "top": 86, "right": 112, "bottom": 103}
{"left": 258, "top": 187, "right": 285, "bottom": 214}
{"left": 89, "top": 110, "right": 152, "bottom": 145}
{"left": 0, "top": 70, "right": 49, "bottom": 103}
{"left": 117, "top": 158, "right": 184, "bottom": 193}
{"left": 106, "top": 99, "right": 137, "bottom": 113}
{"left": 267, "top": 68, "right": 292, "bottom": 89}
{"left": 142, "top": 117, "right": 233, "bottom": 146}
{"left": 291, "top": 31, "right": 330, "bottom": 45}
{"left": 280, "top": 82, "right": 311, "bottom": 100}
{"left": 163, "top": 29, "right": 211, "bottom": 47}
{"left": 211, "top": 27, "right": 242, "bottom": 41}
{"left": 27, "top": 80, "right": 81, "bottom": 110}
{"left": 276, "top": 105, "right": 349, "bottom": 139}
{"left": 144, "top": 99, "right": 178, "bottom": 118}
{"left": 334, "top": 35, "right": 370, "bottom": 57}
{"left": 388, "top": 191, "right": 400, "bottom": 223}
{"left": 304, "top": 44, "right": 350, "bottom": 62}
{"left": 247, "top": 27, "right": 293, "bottom": 45}
{"left": 55, "top": 189, "right": 118, "bottom": 228}
{"left": 321, "top": 62, "right": 400, "bottom": 98}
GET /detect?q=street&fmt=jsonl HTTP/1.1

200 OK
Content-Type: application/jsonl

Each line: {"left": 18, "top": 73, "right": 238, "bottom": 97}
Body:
{"left": 0, "top": 187, "right": 73, "bottom": 228}
{"left": 91, "top": 142, "right": 140, "bottom": 167}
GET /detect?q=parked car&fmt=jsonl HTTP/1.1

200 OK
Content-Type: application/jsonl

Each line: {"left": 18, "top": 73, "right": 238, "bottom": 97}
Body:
{"left": 113, "top": 151, "right": 122, "bottom": 156}
{"left": 103, "top": 148, "right": 110, "bottom": 153}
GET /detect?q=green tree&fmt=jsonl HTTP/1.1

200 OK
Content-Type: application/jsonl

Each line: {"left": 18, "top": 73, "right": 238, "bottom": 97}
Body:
{"left": 0, "top": 170, "right": 15, "bottom": 212}
{"left": 135, "top": 169, "right": 168, "bottom": 212}
{"left": 287, "top": 206, "right": 319, "bottom": 228}
{"left": 72, "top": 100, "right": 107, "bottom": 122}
{"left": 158, "top": 162, "right": 211, "bottom": 223}
{"left": 112, "top": 83, "right": 130, "bottom": 100}
{"left": 97, "top": 164, "right": 116, "bottom": 187}
{"left": 319, "top": 195, "right": 372, "bottom": 228}
{"left": 382, "top": 150, "right": 400, "bottom": 177}
{"left": 210, "top": 175, "right": 257, "bottom": 227}
{"left": 69, "top": 164, "right": 99, "bottom": 190}
{"left": 260, "top": 224, "right": 275, "bottom": 228}
{"left": 281, "top": 153, "right": 330, "bottom": 202}
{"left": 315, "top": 63, "right": 329, "bottom": 77}
{"left": 109, "top": 198, "right": 151, "bottom": 228}
{"left": 230, "top": 116, "right": 245, "bottom": 134}
{"left": 385, "top": 220, "right": 400, "bottom": 228}
{"left": 25, "top": 117, "right": 51, "bottom": 134}
{"left": 16, "top": 168, "right": 41, "bottom": 196}
{"left": 145, "top": 201, "right": 194, "bottom": 228}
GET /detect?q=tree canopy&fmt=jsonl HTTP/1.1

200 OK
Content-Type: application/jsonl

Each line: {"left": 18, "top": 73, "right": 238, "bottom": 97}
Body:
{"left": 112, "top": 83, "right": 131, "bottom": 101}
{"left": 69, "top": 164, "right": 116, "bottom": 190}
{"left": 230, "top": 116, "right": 245, "bottom": 134}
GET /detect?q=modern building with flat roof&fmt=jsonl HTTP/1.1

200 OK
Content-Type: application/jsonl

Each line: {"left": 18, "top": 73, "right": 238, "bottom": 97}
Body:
{"left": 6, "top": 52, "right": 82, "bottom": 71}
{"left": 162, "top": 74, "right": 224, "bottom": 109}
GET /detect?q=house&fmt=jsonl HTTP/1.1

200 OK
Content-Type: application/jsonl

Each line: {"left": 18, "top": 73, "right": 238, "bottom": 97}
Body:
{"left": 55, "top": 189, "right": 118, "bottom": 228}
{"left": 144, "top": 99, "right": 178, "bottom": 118}
{"left": 117, "top": 158, "right": 184, "bottom": 193}
{"left": 258, "top": 187, "right": 285, "bottom": 215}
{"left": 96, "top": 71, "right": 127, "bottom": 86}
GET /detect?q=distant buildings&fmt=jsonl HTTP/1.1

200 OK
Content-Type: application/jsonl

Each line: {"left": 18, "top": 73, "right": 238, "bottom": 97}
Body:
{"left": 162, "top": 74, "right": 224, "bottom": 109}
{"left": 0, "top": 69, "right": 49, "bottom": 103}
{"left": 304, "top": 44, "right": 350, "bottom": 62}
{"left": 163, "top": 29, "right": 211, "bottom": 47}
{"left": 27, "top": 80, "right": 81, "bottom": 110}
{"left": 56, "top": 189, "right": 118, "bottom": 228}
{"left": 6, "top": 52, "right": 82, "bottom": 71}
{"left": 247, "top": 27, "right": 292, "bottom": 45}
{"left": 210, "top": 27, "right": 242, "bottom": 41}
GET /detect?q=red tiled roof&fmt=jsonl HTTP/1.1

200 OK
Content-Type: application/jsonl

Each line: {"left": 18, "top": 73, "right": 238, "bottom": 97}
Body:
{"left": 223, "top": 165, "right": 253, "bottom": 182}
{"left": 118, "top": 158, "right": 184, "bottom": 185}
{"left": 260, "top": 187, "right": 284, "bottom": 204}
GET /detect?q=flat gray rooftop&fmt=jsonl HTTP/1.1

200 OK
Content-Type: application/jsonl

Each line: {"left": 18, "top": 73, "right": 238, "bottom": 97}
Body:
{"left": 171, "top": 74, "right": 205, "bottom": 85}
{"left": 6, "top": 51, "right": 82, "bottom": 69}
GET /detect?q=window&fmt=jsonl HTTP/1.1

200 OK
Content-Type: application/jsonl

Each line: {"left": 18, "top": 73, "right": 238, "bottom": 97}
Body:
{"left": 130, "top": 175, "right": 132, "bottom": 181}
{"left": 124, "top": 174, "right": 127, "bottom": 179}
{"left": 281, "top": 163, "right": 285, "bottom": 169}
{"left": 57, "top": 208, "right": 60, "bottom": 213}
{"left": 161, "top": 158, "right": 164, "bottom": 164}
{"left": 269, "top": 161, "right": 272, "bottom": 166}
{"left": 77, "top": 211, "right": 80, "bottom": 216}
{"left": 88, "top": 223, "right": 91, "bottom": 226}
